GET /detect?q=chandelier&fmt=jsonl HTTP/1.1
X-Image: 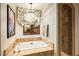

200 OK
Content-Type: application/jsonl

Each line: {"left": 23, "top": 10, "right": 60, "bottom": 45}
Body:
{"left": 17, "top": 3, "right": 41, "bottom": 27}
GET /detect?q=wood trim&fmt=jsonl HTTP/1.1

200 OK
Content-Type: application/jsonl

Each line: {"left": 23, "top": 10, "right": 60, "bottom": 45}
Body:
{"left": 58, "top": 3, "right": 75, "bottom": 56}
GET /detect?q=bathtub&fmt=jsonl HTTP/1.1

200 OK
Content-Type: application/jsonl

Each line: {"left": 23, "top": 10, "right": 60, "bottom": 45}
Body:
{"left": 14, "top": 41, "right": 48, "bottom": 52}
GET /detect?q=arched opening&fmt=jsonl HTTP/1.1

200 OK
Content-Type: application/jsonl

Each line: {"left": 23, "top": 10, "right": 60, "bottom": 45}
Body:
{"left": 58, "top": 4, "right": 75, "bottom": 56}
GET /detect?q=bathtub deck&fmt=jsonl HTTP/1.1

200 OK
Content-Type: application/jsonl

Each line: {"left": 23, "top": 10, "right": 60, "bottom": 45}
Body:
{"left": 13, "top": 46, "right": 53, "bottom": 56}
{"left": 4, "top": 37, "right": 54, "bottom": 56}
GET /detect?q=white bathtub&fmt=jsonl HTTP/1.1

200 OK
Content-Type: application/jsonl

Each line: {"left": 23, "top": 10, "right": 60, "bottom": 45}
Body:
{"left": 14, "top": 41, "right": 48, "bottom": 52}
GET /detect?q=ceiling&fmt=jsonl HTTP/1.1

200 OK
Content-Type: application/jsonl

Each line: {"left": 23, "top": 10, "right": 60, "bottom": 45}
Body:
{"left": 15, "top": 3, "right": 52, "bottom": 10}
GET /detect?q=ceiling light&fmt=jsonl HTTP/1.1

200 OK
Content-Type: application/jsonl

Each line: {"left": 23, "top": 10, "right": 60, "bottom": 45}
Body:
{"left": 17, "top": 3, "right": 41, "bottom": 27}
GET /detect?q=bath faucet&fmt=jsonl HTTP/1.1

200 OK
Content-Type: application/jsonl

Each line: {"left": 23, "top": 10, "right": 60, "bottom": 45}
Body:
{"left": 30, "top": 42, "right": 33, "bottom": 45}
